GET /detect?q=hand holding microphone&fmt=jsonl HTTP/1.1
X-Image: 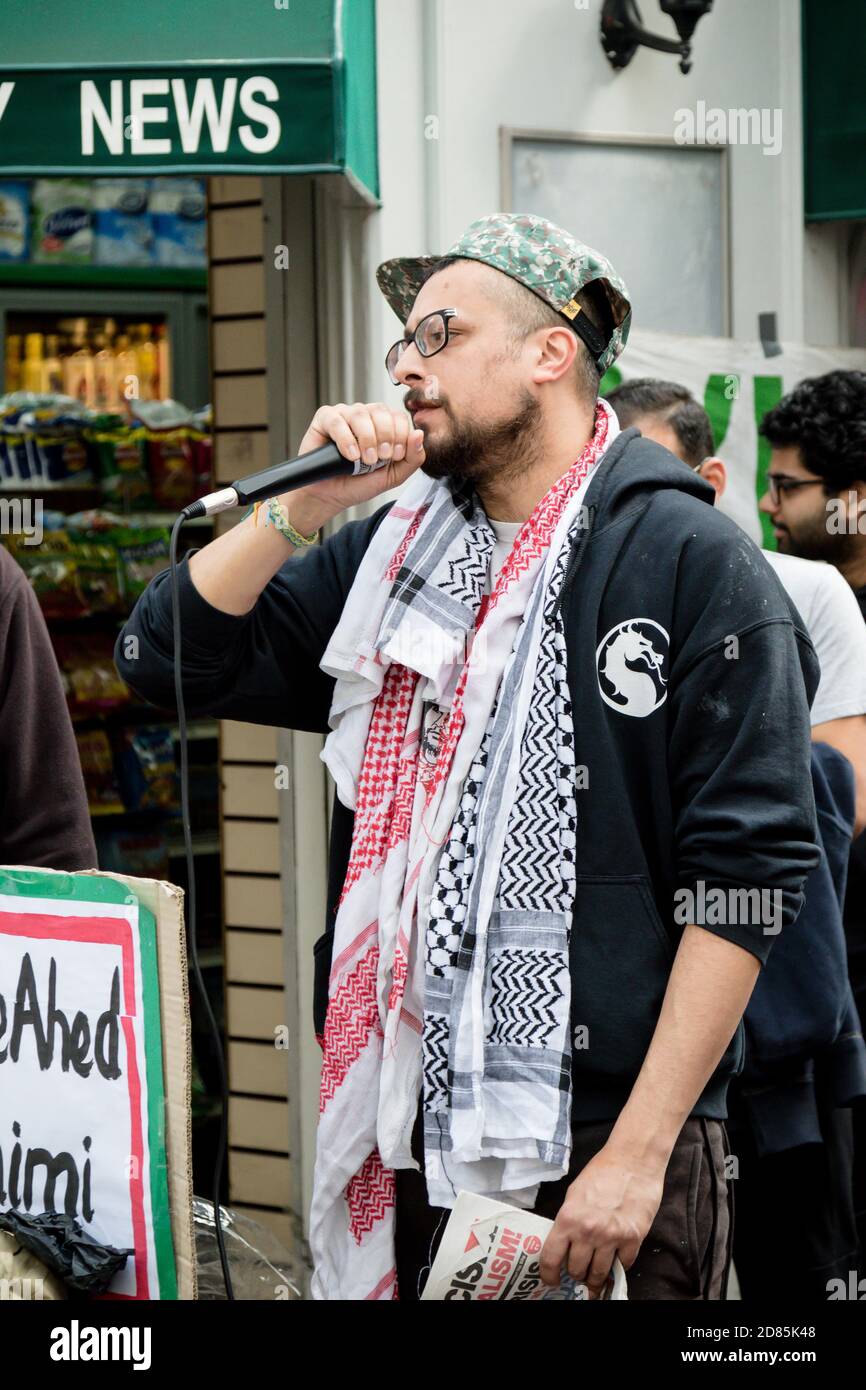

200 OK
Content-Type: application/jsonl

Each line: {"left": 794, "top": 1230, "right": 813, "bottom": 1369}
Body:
{"left": 185, "top": 402, "right": 427, "bottom": 539}
{"left": 185, "top": 402, "right": 427, "bottom": 620}
{"left": 284, "top": 402, "right": 426, "bottom": 537}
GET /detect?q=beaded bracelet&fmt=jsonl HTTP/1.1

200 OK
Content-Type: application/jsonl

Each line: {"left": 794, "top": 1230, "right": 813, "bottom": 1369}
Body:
{"left": 262, "top": 496, "right": 319, "bottom": 547}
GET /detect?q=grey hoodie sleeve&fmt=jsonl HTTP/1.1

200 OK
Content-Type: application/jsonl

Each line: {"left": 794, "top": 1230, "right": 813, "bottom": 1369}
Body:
{"left": 666, "top": 527, "right": 822, "bottom": 965}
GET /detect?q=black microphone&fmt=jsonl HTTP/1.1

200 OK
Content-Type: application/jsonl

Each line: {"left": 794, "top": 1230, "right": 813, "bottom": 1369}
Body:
{"left": 180, "top": 441, "right": 388, "bottom": 519}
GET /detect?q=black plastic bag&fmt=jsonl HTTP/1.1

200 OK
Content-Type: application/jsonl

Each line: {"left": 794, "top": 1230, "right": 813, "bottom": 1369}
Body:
{"left": 0, "top": 1210, "right": 131, "bottom": 1295}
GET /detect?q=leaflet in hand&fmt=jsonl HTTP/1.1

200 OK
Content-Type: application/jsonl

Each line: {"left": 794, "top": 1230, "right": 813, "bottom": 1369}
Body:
{"left": 421, "top": 1191, "right": 628, "bottom": 1301}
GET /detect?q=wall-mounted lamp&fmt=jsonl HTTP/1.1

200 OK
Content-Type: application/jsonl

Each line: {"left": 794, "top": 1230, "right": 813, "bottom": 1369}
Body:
{"left": 600, "top": 0, "right": 714, "bottom": 76}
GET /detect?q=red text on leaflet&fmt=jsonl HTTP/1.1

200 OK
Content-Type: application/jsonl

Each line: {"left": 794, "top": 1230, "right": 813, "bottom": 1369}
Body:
{"left": 478, "top": 1227, "right": 521, "bottom": 1299}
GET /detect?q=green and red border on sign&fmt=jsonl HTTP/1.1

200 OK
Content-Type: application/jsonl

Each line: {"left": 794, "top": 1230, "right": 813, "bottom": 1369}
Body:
{"left": 0, "top": 868, "right": 177, "bottom": 1300}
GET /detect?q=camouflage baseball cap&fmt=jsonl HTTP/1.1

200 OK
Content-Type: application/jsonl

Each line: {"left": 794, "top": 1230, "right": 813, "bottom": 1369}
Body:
{"left": 376, "top": 212, "right": 631, "bottom": 375}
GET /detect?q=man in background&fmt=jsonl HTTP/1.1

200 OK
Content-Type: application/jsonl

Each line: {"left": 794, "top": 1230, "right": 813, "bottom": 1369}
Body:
{"left": 758, "top": 370, "right": 866, "bottom": 1266}
{"left": 607, "top": 377, "right": 866, "bottom": 1294}
{"left": 758, "top": 371, "right": 866, "bottom": 613}
{"left": 0, "top": 544, "right": 96, "bottom": 870}
{"left": 606, "top": 377, "right": 866, "bottom": 834}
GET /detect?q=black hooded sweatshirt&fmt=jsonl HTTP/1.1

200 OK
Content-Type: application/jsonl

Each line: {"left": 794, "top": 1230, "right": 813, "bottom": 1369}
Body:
{"left": 116, "top": 428, "right": 822, "bottom": 1121}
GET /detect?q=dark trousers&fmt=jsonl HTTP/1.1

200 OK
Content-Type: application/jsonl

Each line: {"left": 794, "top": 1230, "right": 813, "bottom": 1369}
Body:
{"left": 727, "top": 1085, "right": 861, "bottom": 1300}
{"left": 395, "top": 1108, "right": 732, "bottom": 1300}
{"left": 853, "top": 1097, "right": 866, "bottom": 1268}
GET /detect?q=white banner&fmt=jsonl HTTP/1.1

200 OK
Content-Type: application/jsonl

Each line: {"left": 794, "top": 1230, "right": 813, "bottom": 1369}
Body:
{"left": 608, "top": 329, "right": 866, "bottom": 544}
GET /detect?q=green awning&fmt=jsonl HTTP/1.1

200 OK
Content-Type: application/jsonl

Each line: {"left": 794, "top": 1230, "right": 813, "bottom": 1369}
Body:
{"left": 0, "top": 0, "right": 378, "bottom": 200}
{"left": 803, "top": 0, "right": 866, "bottom": 221}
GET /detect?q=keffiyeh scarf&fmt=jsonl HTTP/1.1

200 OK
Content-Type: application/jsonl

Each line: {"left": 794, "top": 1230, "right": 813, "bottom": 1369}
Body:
{"left": 310, "top": 401, "right": 619, "bottom": 1300}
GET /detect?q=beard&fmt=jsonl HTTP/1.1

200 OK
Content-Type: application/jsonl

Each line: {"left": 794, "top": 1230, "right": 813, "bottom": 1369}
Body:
{"left": 418, "top": 388, "right": 543, "bottom": 486}
{"left": 779, "top": 500, "right": 854, "bottom": 563}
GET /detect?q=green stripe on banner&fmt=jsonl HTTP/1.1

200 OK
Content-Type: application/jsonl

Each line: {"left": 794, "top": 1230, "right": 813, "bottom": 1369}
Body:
{"left": 754, "top": 376, "right": 784, "bottom": 550}
{"left": 703, "top": 374, "right": 739, "bottom": 452}
{"left": 599, "top": 365, "right": 622, "bottom": 396}
{"left": 0, "top": 868, "right": 177, "bottom": 1299}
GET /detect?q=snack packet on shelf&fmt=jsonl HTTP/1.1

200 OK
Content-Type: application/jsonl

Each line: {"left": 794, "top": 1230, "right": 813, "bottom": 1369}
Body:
{"left": 0, "top": 393, "right": 91, "bottom": 486}
{"left": 94, "top": 826, "right": 171, "bottom": 880}
{"left": 117, "top": 725, "right": 179, "bottom": 812}
{"left": 53, "top": 631, "right": 132, "bottom": 715}
{"left": 93, "top": 178, "right": 153, "bottom": 267}
{"left": 149, "top": 178, "right": 206, "bottom": 267}
{"left": 20, "top": 404, "right": 93, "bottom": 486}
{"left": 64, "top": 508, "right": 128, "bottom": 533}
{"left": 31, "top": 178, "right": 93, "bottom": 264}
{"left": 0, "top": 415, "right": 32, "bottom": 484}
{"left": 69, "top": 537, "right": 123, "bottom": 613}
{"left": 130, "top": 398, "right": 196, "bottom": 508}
{"left": 0, "top": 393, "right": 46, "bottom": 483}
{"left": 114, "top": 525, "right": 171, "bottom": 605}
{"left": 0, "top": 180, "right": 31, "bottom": 262}
{"left": 75, "top": 728, "right": 125, "bottom": 817}
{"left": 4, "top": 529, "right": 88, "bottom": 618}
{"left": 147, "top": 426, "right": 196, "bottom": 508}
{"left": 85, "top": 413, "right": 152, "bottom": 510}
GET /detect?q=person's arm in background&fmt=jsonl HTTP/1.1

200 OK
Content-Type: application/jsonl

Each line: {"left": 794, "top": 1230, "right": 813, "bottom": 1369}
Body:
{"left": 803, "top": 563, "right": 866, "bottom": 838}
{"left": 0, "top": 549, "right": 96, "bottom": 870}
{"left": 813, "top": 717, "right": 866, "bottom": 838}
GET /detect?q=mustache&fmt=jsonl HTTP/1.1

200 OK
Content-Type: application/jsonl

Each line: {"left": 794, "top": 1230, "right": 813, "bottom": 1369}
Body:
{"left": 404, "top": 390, "right": 447, "bottom": 411}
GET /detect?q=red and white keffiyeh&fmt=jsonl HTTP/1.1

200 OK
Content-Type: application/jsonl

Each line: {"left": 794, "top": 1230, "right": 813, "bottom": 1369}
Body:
{"left": 310, "top": 402, "right": 618, "bottom": 1299}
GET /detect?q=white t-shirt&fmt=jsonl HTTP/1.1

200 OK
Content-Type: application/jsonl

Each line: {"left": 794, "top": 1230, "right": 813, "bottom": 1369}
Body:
{"left": 763, "top": 549, "right": 866, "bottom": 726}
{"left": 484, "top": 516, "right": 523, "bottom": 594}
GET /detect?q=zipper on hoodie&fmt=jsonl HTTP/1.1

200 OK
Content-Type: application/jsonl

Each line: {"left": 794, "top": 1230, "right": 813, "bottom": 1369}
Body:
{"left": 548, "top": 427, "right": 639, "bottom": 622}
{"left": 549, "top": 527, "right": 590, "bottom": 623}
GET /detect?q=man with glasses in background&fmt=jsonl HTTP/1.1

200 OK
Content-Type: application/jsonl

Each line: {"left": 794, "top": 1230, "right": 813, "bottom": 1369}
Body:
{"left": 758, "top": 371, "right": 866, "bottom": 613}
{"left": 606, "top": 377, "right": 866, "bottom": 839}
{"left": 607, "top": 376, "right": 866, "bottom": 1296}
{"left": 759, "top": 370, "right": 866, "bottom": 1269}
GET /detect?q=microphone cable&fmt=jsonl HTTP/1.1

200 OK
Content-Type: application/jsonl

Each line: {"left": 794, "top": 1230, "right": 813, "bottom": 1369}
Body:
{"left": 170, "top": 516, "right": 234, "bottom": 1300}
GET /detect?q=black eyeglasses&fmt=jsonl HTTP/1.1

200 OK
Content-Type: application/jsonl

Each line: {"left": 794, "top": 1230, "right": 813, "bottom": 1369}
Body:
{"left": 766, "top": 476, "right": 824, "bottom": 505}
{"left": 385, "top": 308, "right": 457, "bottom": 385}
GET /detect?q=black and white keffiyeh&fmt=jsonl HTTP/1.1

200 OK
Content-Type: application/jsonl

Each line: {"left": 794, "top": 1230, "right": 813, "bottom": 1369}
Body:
{"left": 309, "top": 401, "right": 618, "bottom": 1300}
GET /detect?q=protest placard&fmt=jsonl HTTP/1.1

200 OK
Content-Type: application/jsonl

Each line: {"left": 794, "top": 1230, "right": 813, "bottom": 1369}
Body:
{"left": 0, "top": 865, "right": 194, "bottom": 1299}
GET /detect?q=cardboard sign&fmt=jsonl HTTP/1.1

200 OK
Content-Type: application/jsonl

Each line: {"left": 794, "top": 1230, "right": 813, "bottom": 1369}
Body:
{"left": 0, "top": 866, "right": 194, "bottom": 1299}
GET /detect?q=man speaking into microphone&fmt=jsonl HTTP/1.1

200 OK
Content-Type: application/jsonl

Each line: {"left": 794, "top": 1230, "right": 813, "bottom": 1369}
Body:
{"left": 116, "top": 214, "right": 820, "bottom": 1302}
